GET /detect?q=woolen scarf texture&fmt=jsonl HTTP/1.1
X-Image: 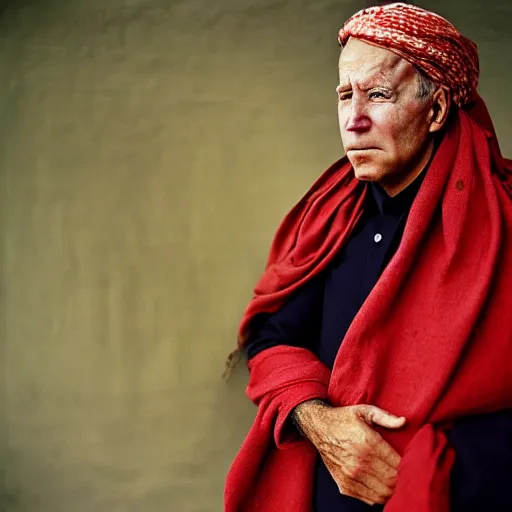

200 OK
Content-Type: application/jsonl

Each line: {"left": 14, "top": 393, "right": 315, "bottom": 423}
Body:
{"left": 225, "top": 4, "right": 512, "bottom": 511}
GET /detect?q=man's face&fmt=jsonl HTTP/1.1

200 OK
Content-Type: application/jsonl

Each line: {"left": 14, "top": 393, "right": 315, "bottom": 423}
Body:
{"left": 337, "top": 38, "right": 434, "bottom": 192}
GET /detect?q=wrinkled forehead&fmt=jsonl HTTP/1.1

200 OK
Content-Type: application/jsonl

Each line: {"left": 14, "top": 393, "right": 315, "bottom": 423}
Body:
{"left": 338, "top": 37, "right": 414, "bottom": 86}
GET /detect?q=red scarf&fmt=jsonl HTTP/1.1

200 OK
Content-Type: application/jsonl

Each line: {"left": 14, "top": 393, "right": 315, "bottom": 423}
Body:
{"left": 225, "top": 96, "right": 512, "bottom": 512}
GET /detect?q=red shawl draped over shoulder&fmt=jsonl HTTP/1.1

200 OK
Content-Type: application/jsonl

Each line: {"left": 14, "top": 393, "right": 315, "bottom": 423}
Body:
{"left": 224, "top": 92, "right": 512, "bottom": 511}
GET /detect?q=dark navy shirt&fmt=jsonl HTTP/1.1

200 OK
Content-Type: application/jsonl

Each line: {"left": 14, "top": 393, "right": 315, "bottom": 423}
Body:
{"left": 246, "top": 173, "right": 512, "bottom": 511}
{"left": 247, "top": 173, "right": 423, "bottom": 366}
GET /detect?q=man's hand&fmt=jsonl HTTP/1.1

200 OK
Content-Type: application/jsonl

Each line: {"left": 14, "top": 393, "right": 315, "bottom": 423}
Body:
{"left": 293, "top": 400, "right": 406, "bottom": 506}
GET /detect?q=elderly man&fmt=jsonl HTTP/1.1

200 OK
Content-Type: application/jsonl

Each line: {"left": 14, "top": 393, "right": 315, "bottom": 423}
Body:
{"left": 225, "top": 3, "right": 512, "bottom": 512}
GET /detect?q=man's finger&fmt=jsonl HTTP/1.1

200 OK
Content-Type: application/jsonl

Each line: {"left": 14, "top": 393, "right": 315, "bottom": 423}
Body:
{"left": 371, "top": 434, "right": 402, "bottom": 469}
{"left": 337, "top": 477, "right": 387, "bottom": 506}
{"left": 362, "top": 405, "right": 406, "bottom": 430}
{"left": 354, "top": 469, "right": 394, "bottom": 501}
{"left": 357, "top": 423, "right": 402, "bottom": 469}
{"left": 365, "top": 452, "right": 398, "bottom": 485}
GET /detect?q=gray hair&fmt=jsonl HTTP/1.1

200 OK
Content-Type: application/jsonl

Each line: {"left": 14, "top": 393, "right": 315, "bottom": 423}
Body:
{"left": 415, "top": 68, "right": 437, "bottom": 101}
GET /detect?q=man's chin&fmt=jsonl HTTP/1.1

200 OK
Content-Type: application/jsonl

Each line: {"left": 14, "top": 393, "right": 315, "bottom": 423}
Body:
{"left": 352, "top": 166, "right": 382, "bottom": 183}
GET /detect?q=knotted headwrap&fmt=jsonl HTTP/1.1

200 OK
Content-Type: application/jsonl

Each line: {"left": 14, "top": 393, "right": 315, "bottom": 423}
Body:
{"left": 338, "top": 2, "right": 479, "bottom": 108}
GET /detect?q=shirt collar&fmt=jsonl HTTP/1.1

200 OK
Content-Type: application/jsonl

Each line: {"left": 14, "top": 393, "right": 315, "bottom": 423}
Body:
{"left": 370, "top": 169, "right": 427, "bottom": 216}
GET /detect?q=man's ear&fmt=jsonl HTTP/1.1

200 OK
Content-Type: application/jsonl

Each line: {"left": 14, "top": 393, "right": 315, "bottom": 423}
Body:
{"left": 428, "top": 85, "right": 451, "bottom": 133}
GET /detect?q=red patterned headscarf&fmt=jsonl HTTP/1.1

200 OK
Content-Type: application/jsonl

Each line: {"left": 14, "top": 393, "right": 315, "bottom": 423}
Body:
{"left": 338, "top": 2, "right": 479, "bottom": 108}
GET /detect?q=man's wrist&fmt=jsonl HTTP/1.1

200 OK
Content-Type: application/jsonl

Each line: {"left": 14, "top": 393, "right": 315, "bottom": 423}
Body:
{"left": 291, "top": 399, "right": 330, "bottom": 439}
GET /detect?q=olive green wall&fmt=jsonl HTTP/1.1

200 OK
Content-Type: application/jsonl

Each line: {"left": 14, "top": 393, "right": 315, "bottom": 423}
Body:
{"left": 0, "top": 1, "right": 510, "bottom": 510}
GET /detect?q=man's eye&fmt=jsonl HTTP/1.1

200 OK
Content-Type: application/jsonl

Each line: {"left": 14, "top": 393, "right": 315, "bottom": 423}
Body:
{"left": 338, "top": 92, "right": 352, "bottom": 101}
{"left": 369, "top": 91, "right": 387, "bottom": 99}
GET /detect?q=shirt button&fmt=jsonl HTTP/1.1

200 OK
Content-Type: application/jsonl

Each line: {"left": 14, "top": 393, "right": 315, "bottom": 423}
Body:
{"left": 374, "top": 233, "right": 383, "bottom": 243}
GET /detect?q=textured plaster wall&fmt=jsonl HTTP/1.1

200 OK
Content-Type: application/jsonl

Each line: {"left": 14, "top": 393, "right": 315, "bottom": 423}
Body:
{"left": 0, "top": 1, "right": 510, "bottom": 510}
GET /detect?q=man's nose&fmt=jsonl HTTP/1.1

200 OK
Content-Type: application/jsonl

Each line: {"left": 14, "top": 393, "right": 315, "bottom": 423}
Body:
{"left": 345, "top": 99, "right": 371, "bottom": 133}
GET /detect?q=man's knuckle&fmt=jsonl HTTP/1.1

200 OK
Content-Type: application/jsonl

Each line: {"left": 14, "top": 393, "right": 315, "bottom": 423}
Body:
{"left": 379, "top": 491, "right": 391, "bottom": 503}
{"left": 366, "top": 407, "right": 376, "bottom": 421}
{"left": 338, "top": 485, "right": 357, "bottom": 500}
{"left": 378, "top": 486, "right": 394, "bottom": 500}
{"left": 385, "top": 473, "right": 397, "bottom": 486}
{"left": 337, "top": 482, "right": 350, "bottom": 494}
{"left": 346, "top": 464, "right": 361, "bottom": 479}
